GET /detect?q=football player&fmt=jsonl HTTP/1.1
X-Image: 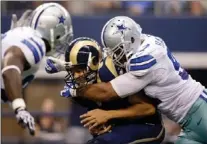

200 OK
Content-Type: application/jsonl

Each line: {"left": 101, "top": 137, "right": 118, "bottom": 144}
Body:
{"left": 1, "top": 3, "right": 73, "bottom": 135}
{"left": 46, "top": 37, "right": 164, "bottom": 144}
{"left": 59, "top": 16, "right": 207, "bottom": 143}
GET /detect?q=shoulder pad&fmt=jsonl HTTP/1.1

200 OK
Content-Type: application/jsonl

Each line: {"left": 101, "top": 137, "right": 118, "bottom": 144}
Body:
{"left": 97, "top": 57, "right": 118, "bottom": 82}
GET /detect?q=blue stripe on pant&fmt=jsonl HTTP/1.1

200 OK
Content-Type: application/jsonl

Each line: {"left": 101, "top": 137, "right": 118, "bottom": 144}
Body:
{"left": 87, "top": 123, "right": 165, "bottom": 144}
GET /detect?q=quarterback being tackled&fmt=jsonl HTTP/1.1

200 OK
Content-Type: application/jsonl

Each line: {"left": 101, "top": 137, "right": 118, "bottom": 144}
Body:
{"left": 56, "top": 16, "right": 207, "bottom": 144}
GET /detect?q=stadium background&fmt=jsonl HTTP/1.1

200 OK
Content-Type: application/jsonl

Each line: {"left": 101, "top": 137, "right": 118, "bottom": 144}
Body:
{"left": 1, "top": 1, "right": 207, "bottom": 144}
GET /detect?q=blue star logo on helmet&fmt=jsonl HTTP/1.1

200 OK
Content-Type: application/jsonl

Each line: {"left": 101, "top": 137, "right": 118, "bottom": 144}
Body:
{"left": 58, "top": 16, "right": 65, "bottom": 24}
{"left": 113, "top": 21, "right": 131, "bottom": 35}
{"left": 117, "top": 24, "right": 127, "bottom": 33}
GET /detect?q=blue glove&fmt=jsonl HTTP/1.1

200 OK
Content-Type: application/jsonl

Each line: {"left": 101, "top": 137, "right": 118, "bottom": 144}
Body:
{"left": 45, "top": 57, "right": 66, "bottom": 74}
{"left": 60, "top": 85, "right": 77, "bottom": 98}
{"left": 45, "top": 58, "right": 58, "bottom": 73}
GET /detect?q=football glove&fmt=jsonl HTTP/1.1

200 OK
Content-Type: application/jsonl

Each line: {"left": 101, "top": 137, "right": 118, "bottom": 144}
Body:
{"left": 10, "top": 9, "right": 32, "bottom": 30}
{"left": 60, "top": 85, "right": 77, "bottom": 98}
{"left": 45, "top": 56, "right": 69, "bottom": 74}
{"left": 15, "top": 108, "right": 35, "bottom": 136}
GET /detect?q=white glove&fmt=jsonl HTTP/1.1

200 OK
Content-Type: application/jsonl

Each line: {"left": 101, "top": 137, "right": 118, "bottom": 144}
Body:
{"left": 10, "top": 9, "right": 32, "bottom": 30}
{"left": 45, "top": 56, "right": 72, "bottom": 74}
{"left": 15, "top": 108, "right": 35, "bottom": 136}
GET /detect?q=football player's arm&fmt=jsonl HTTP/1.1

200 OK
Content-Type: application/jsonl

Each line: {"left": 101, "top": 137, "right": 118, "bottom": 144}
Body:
{"left": 76, "top": 54, "right": 156, "bottom": 102}
{"left": 2, "top": 47, "right": 26, "bottom": 108}
{"left": 80, "top": 94, "right": 155, "bottom": 129}
{"left": 77, "top": 72, "right": 152, "bottom": 102}
{"left": 2, "top": 46, "right": 36, "bottom": 136}
{"left": 107, "top": 94, "right": 155, "bottom": 120}
{"left": 106, "top": 104, "right": 155, "bottom": 120}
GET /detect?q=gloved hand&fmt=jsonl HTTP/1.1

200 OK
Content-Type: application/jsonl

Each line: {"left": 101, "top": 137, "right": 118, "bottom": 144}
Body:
{"left": 60, "top": 85, "right": 77, "bottom": 98}
{"left": 45, "top": 56, "right": 69, "bottom": 74}
{"left": 15, "top": 108, "right": 35, "bottom": 136}
{"left": 10, "top": 9, "right": 32, "bottom": 30}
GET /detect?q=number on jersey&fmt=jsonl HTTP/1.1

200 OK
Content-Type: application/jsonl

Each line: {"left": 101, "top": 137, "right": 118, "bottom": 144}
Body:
{"left": 167, "top": 50, "right": 189, "bottom": 80}
{"left": 154, "top": 38, "right": 189, "bottom": 80}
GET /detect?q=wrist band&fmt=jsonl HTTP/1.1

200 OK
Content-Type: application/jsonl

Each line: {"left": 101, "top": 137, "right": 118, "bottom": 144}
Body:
{"left": 12, "top": 98, "right": 26, "bottom": 110}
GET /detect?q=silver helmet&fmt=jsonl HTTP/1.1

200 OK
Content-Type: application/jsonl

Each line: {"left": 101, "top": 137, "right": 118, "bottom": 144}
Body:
{"left": 101, "top": 16, "right": 142, "bottom": 68}
{"left": 30, "top": 3, "right": 73, "bottom": 56}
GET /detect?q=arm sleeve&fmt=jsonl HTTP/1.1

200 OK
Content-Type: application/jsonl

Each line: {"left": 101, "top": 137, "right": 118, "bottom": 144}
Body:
{"left": 128, "top": 54, "right": 157, "bottom": 76}
{"left": 5, "top": 37, "right": 46, "bottom": 67}
{"left": 17, "top": 37, "right": 45, "bottom": 66}
{"left": 110, "top": 71, "right": 154, "bottom": 98}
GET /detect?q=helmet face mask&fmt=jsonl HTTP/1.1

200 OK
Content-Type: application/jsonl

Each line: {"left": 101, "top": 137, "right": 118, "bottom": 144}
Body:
{"left": 47, "top": 26, "right": 73, "bottom": 58}
{"left": 64, "top": 37, "right": 102, "bottom": 89}
{"left": 104, "top": 41, "right": 130, "bottom": 68}
{"left": 64, "top": 64, "right": 97, "bottom": 89}
{"left": 51, "top": 25, "right": 73, "bottom": 56}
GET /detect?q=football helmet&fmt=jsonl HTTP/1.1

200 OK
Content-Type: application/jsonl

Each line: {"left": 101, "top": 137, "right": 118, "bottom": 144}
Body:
{"left": 64, "top": 37, "right": 102, "bottom": 88}
{"left": 30, "top": 3, "right": 73, "bottom": 56}
{"left": 101, "top": 16, "right": 142, "bottom": 68}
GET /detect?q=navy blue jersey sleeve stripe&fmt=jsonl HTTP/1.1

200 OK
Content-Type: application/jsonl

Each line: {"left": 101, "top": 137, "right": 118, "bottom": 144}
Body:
{"left": 130, "top": 55, "right": 154, "bottom": 64}
{"left": 30, "top": 37, "right": 44, "bottom": 57}
{"left": 21, "top": 39, "right": 40, "bottom": 64}
{"left": 130, "top": 59, "right": 157, "bottom": 71}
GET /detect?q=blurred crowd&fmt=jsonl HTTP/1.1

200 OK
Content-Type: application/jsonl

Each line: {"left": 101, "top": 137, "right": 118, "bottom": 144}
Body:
{"left": 2, "top": 1, "right": 207, "bottom": 16}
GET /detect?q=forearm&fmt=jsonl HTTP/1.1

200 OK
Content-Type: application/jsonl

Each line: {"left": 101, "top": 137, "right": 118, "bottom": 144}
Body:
{"left": 2, "top": 47, "right": 26, "bottom": 110}
{"left": 107, "top": 104, "right": 155, "bottom": 120}
{"left": 77, "top": 82, "right": 118, "bottom": 102}
{"left": 3, "top": 70, "right": 23, "bottom": 101}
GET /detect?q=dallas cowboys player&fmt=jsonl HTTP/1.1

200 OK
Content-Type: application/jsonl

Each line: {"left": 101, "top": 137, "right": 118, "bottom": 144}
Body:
{"left": 1, "top": 3, "right": 73, "bottom": 135}
{"left": 59, "top": 16, "right": 207, "bottom": 143}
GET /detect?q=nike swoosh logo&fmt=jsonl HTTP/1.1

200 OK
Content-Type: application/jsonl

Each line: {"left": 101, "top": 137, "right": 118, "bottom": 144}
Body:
{"left": 197, "top": 118, "right": 202, "bottom": 126}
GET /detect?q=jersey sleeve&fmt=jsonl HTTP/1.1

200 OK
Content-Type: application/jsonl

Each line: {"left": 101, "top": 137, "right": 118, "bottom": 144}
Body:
{"left": 111, "top": 35, "right": 166, "bottom": 98}
{"left": 16, "top": 37, "right": 46, "bottom": 66}
{"left": 110, "top": 71, "right": 153, "bottom": 98}
{"left": 127, "top": 54, "right": 157, "bottom": 76}
{"left": 2, "top": 27, "right": 46, "bottom": 68}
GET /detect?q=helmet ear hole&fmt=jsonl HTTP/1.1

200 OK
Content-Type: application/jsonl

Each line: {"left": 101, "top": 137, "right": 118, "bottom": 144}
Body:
{"left": 56, "top": 35, "right": 60, "bottom": 39}
{"left": 131, "top": 37, "right": 135, "bottom": 43}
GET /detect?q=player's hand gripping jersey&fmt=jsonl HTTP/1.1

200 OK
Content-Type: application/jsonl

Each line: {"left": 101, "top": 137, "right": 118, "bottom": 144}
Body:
{"left": 111, "top": 34, "right": 205, "bottom": 123}
{"left": 1, "top": 27, "right": 46, "bottom": 102}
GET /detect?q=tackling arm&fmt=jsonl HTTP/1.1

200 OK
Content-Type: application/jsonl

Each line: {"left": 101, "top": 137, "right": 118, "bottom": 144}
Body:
{"left": 2, "top": 47, "right": 26, "bottom": 109}
{"left": 80, "top": 92, "right": 156, "bottom": 129}
{"left": 106, "top": 103, "right": 155, "bottom": 120}
{"left": 107, "top": 94, "right": 155, "bottom": 120}
{"left": 76, "top": 72, "right": 151, "bottom": 102}
{"left": 77, "top": 82, "right": 118, "bottom": 102}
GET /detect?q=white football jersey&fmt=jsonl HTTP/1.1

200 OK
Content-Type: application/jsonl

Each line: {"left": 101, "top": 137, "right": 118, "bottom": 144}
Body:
{"left": 110, "top": 34, "right": 205, "bottom": 123}
{"left": 1, "top": 27, "right": 46, "bottom": 101}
